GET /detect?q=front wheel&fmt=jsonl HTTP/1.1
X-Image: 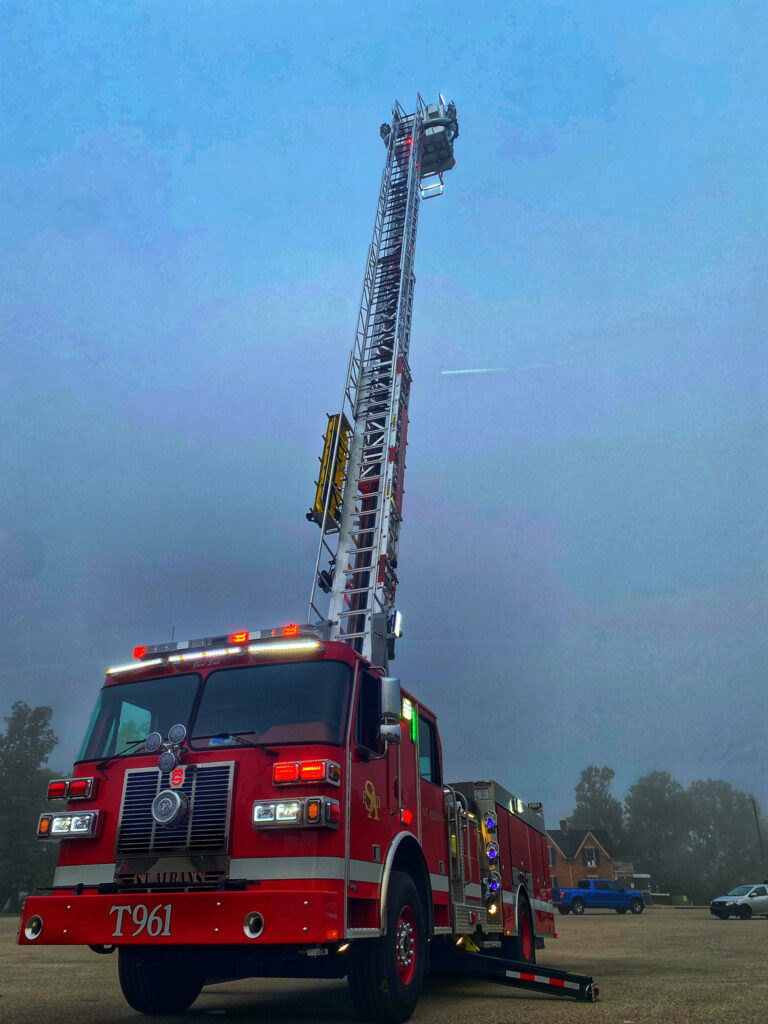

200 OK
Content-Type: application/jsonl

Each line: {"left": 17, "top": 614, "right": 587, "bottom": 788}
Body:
{"left": 617, "top": 909, "right": 628, "bottom": 914}
{"left": 118, "top": 948, "right": 204, "bottom": 1015}
{"left": 347, "top": 871, "right": 426, "bottom": 1022}
{"left": 630, "top": 898, "right": 644, "bottom": 915}
{"left": 738, "top": 905, "right": 752, "bottom": 920}
{"left": 571, "top": 897, "right": 586, "bottom": 916}
{"left": 557, "top": 906, "right": 570, "bottom": 915}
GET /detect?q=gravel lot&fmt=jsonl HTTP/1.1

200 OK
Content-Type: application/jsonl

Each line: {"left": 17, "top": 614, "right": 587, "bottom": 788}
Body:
{"left": 2, "top": 908, "right": 765, "bottom": 1023}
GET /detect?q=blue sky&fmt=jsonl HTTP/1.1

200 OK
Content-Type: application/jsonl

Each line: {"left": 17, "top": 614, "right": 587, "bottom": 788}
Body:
{"left": 2, "top": 0, "right": 766, "bottom": 824}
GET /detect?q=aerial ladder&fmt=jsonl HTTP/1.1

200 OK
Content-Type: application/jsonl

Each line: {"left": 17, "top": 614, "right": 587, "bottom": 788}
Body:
{"left": 307, "top": 94, "right": 459, "bottom": 667}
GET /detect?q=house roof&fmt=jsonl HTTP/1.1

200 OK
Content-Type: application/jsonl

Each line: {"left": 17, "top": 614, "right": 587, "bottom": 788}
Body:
{"left": 546, "top": 828, "right": 614, "bottom": 860}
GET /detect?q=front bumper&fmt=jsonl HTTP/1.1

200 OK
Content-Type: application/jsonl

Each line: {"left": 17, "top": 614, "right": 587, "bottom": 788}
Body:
{"left": 18, "top": 888, "right": 341, "bottom": 946}
{"left": 710, "top": 903, "right": 732, "bottom": 915}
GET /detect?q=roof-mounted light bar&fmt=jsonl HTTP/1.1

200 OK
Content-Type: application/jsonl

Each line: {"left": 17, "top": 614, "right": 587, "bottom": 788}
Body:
{"left": 134, "top": 623, "right": 324, "bottom": 658}
{"left": 107, "top": 626, "right": 325, "bottom": 675}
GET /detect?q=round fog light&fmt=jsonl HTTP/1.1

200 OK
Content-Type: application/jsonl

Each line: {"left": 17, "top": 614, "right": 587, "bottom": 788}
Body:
{"left": 243, "top": 911, "right": 264, "bottom": 938}
{"left": 25, "top": 916, "right": 43, "bottom": 941}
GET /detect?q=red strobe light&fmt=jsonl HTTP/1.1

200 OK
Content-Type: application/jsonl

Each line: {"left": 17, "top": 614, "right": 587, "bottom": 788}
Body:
{"left": 67, "top": 778, "right": 94, "bottom": 799}
{"left": 229, "top": 631, "right": 249, "bottom": 643}
{"left": 299, "top": 761, "right": 326, "bottom": 781}
{"left": 283, "top": 623, "right": 300, "bottom": 637}
{"left": 273, "top": 763, "right": 299, "bottom": 783}
{"left": 47, "top": 780, "right": 68, "bottom": 800}
{"left": 133, "top": 646, "right": 147, "bottom": 659}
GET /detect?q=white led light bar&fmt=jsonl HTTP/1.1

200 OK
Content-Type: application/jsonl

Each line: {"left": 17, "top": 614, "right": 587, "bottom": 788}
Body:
{"left": 167, "top": 646, "right": 244, "bottom": 663}
{"left": 106, "top": 658, "right": 166, "bottom": 676}
{"left": 248, "top": 640, "right": 322, "bottom": 655}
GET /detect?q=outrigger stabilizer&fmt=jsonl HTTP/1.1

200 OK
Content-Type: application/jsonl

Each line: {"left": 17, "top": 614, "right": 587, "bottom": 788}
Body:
{"left": 440, "top": 948, "right": 599, "bottom": 1002}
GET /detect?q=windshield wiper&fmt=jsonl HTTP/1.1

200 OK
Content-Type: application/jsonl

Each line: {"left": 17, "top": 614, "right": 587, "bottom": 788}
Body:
{"left": 96, "top": 738, "right": 147, "bottom": 771}
{"left": 208, "top": 732, "right": 278, "bottom": 756}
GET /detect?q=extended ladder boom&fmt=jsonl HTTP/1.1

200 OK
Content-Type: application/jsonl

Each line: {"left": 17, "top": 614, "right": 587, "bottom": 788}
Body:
{"left": 308, "top": 94, "right": 458, "bottom": 666}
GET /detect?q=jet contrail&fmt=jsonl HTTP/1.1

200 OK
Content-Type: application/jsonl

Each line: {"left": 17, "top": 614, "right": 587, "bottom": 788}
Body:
{"left": 441, "top": 360, "right": 575, "bottom": 376}
{"left": 440, "top": 367, "right": 507, "bottom": 375}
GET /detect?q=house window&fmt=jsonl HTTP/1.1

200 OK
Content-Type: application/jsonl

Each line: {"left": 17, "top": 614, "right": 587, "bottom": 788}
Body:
{"left": 548, "top": 847, "right": 557, "bottom": 868}
{"left": 582, "top": 846, "right": 600, "bottom": 868}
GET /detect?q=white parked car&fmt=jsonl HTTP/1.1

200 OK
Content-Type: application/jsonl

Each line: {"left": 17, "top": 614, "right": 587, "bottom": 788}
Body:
{"left": 710, "top": 884, "right": 768, "bottom": 919}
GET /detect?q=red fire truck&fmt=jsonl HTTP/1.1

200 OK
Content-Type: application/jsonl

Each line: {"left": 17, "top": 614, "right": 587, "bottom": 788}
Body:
{"left": 18, "top": 96, "right": 597, "bottom": 1018}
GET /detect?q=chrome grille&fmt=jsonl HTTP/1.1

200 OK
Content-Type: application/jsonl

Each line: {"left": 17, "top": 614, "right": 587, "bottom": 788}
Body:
{"left": 116, "top": 763, "right": 234, "bottom": 855}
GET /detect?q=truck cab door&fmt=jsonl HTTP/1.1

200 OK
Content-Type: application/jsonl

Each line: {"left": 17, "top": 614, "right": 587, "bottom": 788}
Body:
{"left": 348, "top": 670, "right": 392, "bottom": 929}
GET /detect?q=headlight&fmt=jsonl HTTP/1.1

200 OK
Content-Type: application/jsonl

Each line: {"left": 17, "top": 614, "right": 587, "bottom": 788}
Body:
{"left": 39, "top": 811, "right": 100, "bottom": 838}
{"left": 253, "top": 797, "right": 340, "bottom": 829}
{"left": 276, "top": 802, "right": 302, "bottom": 822}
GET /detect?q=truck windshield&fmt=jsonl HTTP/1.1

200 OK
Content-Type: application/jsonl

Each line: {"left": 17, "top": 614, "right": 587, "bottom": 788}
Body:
{"left": 77, "top": 673, "right": 201, "bottom": 761}
{"left": 190, "top": 660, "right": 351, "bottom": 747}
{"left": 76, "top": 660, "right": 352, "bottom": 763}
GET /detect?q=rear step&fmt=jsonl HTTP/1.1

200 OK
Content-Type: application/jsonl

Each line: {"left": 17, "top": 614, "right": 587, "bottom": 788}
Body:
{"left": 442, "top": 950, "right": 599, "bottom": 1002}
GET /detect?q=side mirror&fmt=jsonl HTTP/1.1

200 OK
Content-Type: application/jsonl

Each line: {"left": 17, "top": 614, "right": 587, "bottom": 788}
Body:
{"left": 380, "top": 676, "right": 401, "bottom": 720}
{"left": 379, "top": 676, "right": 401, "bottom": 745}
{"left": 379, "top": 723, "right": 401, "bottom": 745}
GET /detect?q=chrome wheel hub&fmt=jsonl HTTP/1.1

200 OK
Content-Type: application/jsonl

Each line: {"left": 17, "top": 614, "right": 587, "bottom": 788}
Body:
{"left": 396, "top": 919, "right": 414, "bottom": 968}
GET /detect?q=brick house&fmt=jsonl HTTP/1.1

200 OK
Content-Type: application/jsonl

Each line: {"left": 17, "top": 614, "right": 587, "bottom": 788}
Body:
{"left": 545, "top": 820, "right": 615, "bottom": 891}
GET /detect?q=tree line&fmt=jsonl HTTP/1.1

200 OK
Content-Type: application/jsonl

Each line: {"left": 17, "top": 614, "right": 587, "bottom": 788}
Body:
{"left": 566, "top": 765, "right": 767, "bottom": 904}
{"left": 0, "top": 703, "right": 60, "bottom": 911}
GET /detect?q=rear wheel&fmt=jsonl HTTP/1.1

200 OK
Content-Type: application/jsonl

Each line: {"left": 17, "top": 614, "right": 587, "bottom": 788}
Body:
{"left": 738, "top": 905, "right": 752, "bottom": 920}
{"left": 347, "top": 871, "right": 426, "bottom": 1022}
{"left": 118, "top": 948, "right": 204, "bottom": 1015}
{"left": 617, "top": 909, "right": 628, "bottom": 914}
{"left": 513, "top": 894, "right": 536, "bottom": 963}
{"left": 629, "top": 898, "right": 644, "bottom": 915}
{"left": 571, "top": 897, "right": 586, "bottom": 916}
{"left": 557, "top": 906, "right": 570, "bottom": 915}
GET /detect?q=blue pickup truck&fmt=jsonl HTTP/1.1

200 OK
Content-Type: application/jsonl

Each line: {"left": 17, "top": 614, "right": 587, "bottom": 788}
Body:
{"left": 554, "top": 878, "right": 645, "bottom": 915}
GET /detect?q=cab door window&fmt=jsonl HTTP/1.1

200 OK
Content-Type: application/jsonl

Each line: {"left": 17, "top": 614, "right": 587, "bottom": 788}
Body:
{"left": 355, "top": 671, "right": 382, "bottom": 754}
{"left": 417, "top": 714, "right": 441, "bottom": 785}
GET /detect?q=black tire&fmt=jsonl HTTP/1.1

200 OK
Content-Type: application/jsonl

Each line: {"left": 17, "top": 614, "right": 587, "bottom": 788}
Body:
{"left": 571, "top": 897, "right": 586, "bottom": 916}
{"left": 738, "top": 905, "right": 752, "bottom": 920}
{"left": 629, "top": 898, "right": 644, "bottom": 915}
{"left": 118, "top": 947, "right": 204, "bottom": 1015}
{"left": 347, "top": 871, "right": 426, "bottom": 1023}
{"left": 557, "top": 906, "right": 570, "bottom": 915}
{"left": 617, "top": 909, "right": 628, "bottom": 914}
{"left": 508, "top": 893, "right": 536, "bottom": 963}
{"left": 713, "top": 911, "right": 728, "bottom": 919}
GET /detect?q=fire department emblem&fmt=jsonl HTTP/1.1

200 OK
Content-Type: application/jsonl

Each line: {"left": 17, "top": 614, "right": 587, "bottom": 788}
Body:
{"left": 362, "top": 780, "right": 380, "bottom": 821}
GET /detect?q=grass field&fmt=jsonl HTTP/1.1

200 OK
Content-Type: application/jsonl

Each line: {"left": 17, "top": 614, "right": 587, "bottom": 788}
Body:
{"left": 2, "top": 907, "right": 766, "bottom": 1023}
